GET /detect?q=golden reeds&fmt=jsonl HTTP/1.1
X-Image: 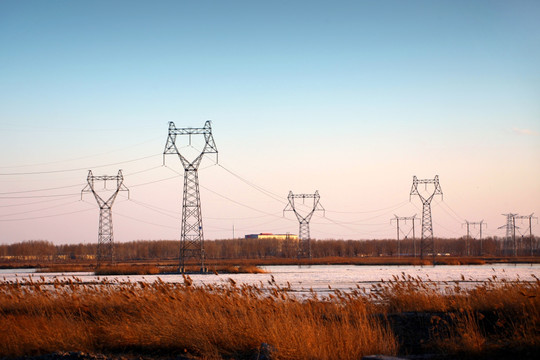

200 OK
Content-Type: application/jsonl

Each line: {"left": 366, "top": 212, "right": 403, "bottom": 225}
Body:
{"left": 0, "top": 275, "right": 538, "bottom": 359}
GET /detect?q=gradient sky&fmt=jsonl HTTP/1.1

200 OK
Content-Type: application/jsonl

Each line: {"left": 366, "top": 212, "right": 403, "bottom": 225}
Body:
{"left": 1, "top": 0, "right": 539, "bottom": 244}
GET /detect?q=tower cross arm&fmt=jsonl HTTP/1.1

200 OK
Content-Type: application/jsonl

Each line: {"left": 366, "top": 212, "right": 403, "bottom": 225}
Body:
{"left": 167, "top": 121, "right": 213, "bottom": 135}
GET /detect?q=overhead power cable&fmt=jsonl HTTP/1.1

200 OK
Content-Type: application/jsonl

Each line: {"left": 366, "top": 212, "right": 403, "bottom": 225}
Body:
{"left": 128, "top": 198, "right": 179, "bottom": 219}
{"left": 217, "top": 163, "right": 286, "bottom": 204}
{"left": 0, "top": 193, "right": 80, "bottom": 199}
{"left": 114, "top": 212, "right": 178, "bottom": 230}
{"left": 0, "top": 207, "right": 94, "bottom": 222}
{"left": 0, "top": 183, "right": 84, "bottom": 195}
{"left": 0, "top": 196, "right": 71, "bottom": 208}
{"left": 325, "top": 200, "right": 410, "bottom": 214}
{"left": 0, "top": 154, "right": 161, "bottom": 176}
{"left": 0, "top": 136, "right": 163, "bottom": 169}
{"left": 0, "top": 199, "right": 81, "bottom": 218}
{"left": 199, "top": 183, "right": 293, "bottom": 220}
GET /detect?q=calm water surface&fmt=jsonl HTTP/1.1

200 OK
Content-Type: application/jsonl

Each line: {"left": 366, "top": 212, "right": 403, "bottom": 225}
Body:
{"left": 2, "top": 264, "right": 538, "bottom": 296}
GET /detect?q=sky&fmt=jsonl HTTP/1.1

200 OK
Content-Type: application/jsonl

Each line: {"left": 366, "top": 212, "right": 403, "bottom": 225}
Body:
{"left": 1, "top": 0, "right": 539, "bottom": 245}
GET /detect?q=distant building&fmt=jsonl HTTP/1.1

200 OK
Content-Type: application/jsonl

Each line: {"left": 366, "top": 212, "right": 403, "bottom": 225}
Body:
{"left": 245, "top": 233, "right": 298, "bottom": 241}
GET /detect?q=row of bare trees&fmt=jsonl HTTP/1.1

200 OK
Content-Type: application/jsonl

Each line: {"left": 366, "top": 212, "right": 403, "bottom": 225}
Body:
{"left": 1, "top": 236, "right": 537, "bottom": 262}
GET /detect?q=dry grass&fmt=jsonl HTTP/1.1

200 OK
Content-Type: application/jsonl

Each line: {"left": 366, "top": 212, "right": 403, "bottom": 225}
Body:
{"left": 94, "top": 264, "right": 162, "bottom": 276}
{"left": 0, "top": 274, "right": 538, "bottom": 359}
{"left": 35, "top": 264, "right": 94, "bottom": 273}
{"left": 371, "top": 273, "right": 540, "bottom": 356}
{"left": 0, "top": 277, "right": 396, "bottom": 359}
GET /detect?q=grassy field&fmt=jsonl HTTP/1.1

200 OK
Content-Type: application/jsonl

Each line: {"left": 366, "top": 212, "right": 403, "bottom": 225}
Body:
{"left": 0, "top": 274, "right": 538, "bottom": 359}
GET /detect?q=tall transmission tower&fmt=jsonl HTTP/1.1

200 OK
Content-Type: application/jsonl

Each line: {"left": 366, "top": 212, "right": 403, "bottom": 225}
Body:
{"left": 462, "top": 220, "right": 486, "bottom": 256}
{"left": 81, "top": 170, "right": 129, "bottom": 268}
{"left": 283, "top": 191, "right": 324, "bottom": 259}
{"left": 391, "top": 215, "right": 417, "bottom": 257}
{"left": 164, "top": 121, "right": 218, "bottom": 273}
{"left": 513, "top": 214, "right": 538, "bottom": 256}
{"left": 499, "top": 213, "right": 517, "bottom": 256}
{"left": 409, "top": 175, "right": 443, "bottom": 260}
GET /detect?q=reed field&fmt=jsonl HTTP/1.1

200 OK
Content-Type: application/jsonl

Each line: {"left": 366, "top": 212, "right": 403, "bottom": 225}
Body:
{"left": 0, "top": 273, "right": 538, "bottom": 359}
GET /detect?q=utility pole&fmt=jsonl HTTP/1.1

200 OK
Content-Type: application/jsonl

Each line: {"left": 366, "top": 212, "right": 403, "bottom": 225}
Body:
{"left": 391, "top": 214, "right": 417, "bottom": 257}
{"left": 462, "top": 220, "right": 486, "bottom": 256}
{"left": 513, "top": 214, "right": 538, "bottom": 256}
{"left": 499, "top": 214, "right": 517, "bottom": 256}
{"left": 81, "top": 170, "right": 129, "bottom": 268}
{"left": 164, "top": 121, "right": 218, "bottom": 273}
{"left": 410, "top": 175, "right": 443, "bottom": 261}
{"left": 283, "top": 191, "right": 324, "bottom": 259}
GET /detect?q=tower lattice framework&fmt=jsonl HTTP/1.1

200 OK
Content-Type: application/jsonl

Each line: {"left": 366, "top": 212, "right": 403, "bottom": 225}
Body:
{"left": 81, "top": 170, "right": 129, "bottom": 268}
{"left": 462, "top": 220, "right": 486, "bottom": 256}
{"left": 499, "top": 213, "right": 517, "bottom": 256}
{"left": 283, "top": 191, "right": 324, "bottom": 259}
{"left": 410, "top": 175, "right": 443, "bottom": 260}
{"left": 391, "top": 214, "right": 417, "bottom": 257}
{"left": 164, "top": 121, "right": 218, "bottom": 273}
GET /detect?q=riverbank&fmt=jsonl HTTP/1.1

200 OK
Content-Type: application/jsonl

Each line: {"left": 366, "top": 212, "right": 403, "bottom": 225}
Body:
{"left": 1, "top": 255, "right": 539, "bottom": 271}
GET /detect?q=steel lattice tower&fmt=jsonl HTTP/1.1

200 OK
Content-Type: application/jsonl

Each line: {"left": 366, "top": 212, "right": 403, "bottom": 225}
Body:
{"left": 81, "top": 170, "right": 129, "bottom": 268}
{"left": 499, "top": 213, "right": 517, "bottom": 256}
{"left": 283, "top": 191, "right": 324, "bottom": 259}
{"left": 462, "top": 220, "right": 486, "bottom": 256}
{"left": 512, "top": 214, "right": 537, "bottom": 256}
{"left": 391, "top": 214, "right": 417, "bottom": 257}
{"left": 410, "top": 175, "right": 443, "bottom": 260}
{"left": 164, "top": 121, "right": 217, "bottom": 273}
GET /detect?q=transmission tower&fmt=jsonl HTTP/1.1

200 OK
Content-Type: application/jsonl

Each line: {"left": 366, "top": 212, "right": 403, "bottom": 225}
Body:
{"left": 499, "top": 214, "right": 517, "bottom": 256}
{"left": 391, "top": 214, "right": 417, "bottom": 257}
{"left": 164, "top": 121, "right": 218, "bottom": 273}
{"left": 462, "top": 220, "right": 486, "bottom": 256}
{"left": 81, "top": 170, "right": 129, "bottom": 268}
{"left": 283, "top": 191, "right": 324, "bottom": 259}
{"left": 409, "top": 175, "right": 443, "bottom": 260}
{"left": 513, "top": 214, "right": 538, "bottom": 256}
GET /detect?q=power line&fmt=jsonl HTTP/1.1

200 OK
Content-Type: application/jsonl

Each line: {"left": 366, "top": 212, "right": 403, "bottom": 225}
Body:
{"left": 0, "top": 136, "right": 163, "bottom": 169}
{"left": 217, "top": 163, "right": 286, "bottom": 204}
{"left": 200, "top": 183, "right": 290, "bottom": 220}
{"left": 0, "top": 183, "right": 84, "bottom": 195}
{"left": 115, "top": 211, "right": 178, "bottom": 230}
{"left": 0, "top": 196, "right": 73, "bottom": 208}
{"left": 0, "top": 207, "right": 94, "bottom": 222}
{"left": 0, "top": 199, "right": 80, "bottom": 218}
{"left": 325, "top": 200, "right": 410, "bottom": 214}
{"left": 0, "top": 154, "right": 161, "bottom": 176}
{"left": 0, "top": 193, "right": 80, "bottom": 199}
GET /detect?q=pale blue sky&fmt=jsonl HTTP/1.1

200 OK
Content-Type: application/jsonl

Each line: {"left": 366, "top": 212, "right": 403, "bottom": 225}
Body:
{"left": 0, "top": 0, "right": 539, "bottom": 244}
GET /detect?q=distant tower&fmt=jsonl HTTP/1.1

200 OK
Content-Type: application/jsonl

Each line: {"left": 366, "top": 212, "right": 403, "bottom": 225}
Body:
{"left": 409, "top": 175, "right": 443, "bottom": 260}
{"left": 283, "top": 191, "right": 324, "bottom": 259}
{"left": 499, "top": 214, "right": 517, "bottom": 256}
{"left": 462, "top": 220, "right": 486, "bottom": 256}
{"left": 512, "top": 214, "right": 537, "bottom": 256}
{"left": 391, "top": 214, "right": 417, "bottom": 257}
{"left": 164, "top": 121, "right": 218, "bottom": 273}
{"left": 81, "top": 170, "right": 129, "bottom": 268}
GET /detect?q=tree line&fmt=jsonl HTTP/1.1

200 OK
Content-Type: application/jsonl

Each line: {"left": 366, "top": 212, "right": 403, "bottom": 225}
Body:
{"left": 1, "top": 236, "right": 538, "bottom": 262}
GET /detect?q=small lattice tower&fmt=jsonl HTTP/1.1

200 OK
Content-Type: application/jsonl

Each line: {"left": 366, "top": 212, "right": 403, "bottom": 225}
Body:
{"left": 283, "top": 191, "right": 324, "bottom": 259}
{"left": 81, "top": 170, "right": 129, "bottom": 268}
{"left": 409, "top": 175, "right": 443, "bottom": 260}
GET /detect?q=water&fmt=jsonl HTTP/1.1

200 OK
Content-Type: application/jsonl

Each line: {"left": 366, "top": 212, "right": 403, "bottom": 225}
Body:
{"left": 2, "top": 264, "right": 538, "bottom": 296}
